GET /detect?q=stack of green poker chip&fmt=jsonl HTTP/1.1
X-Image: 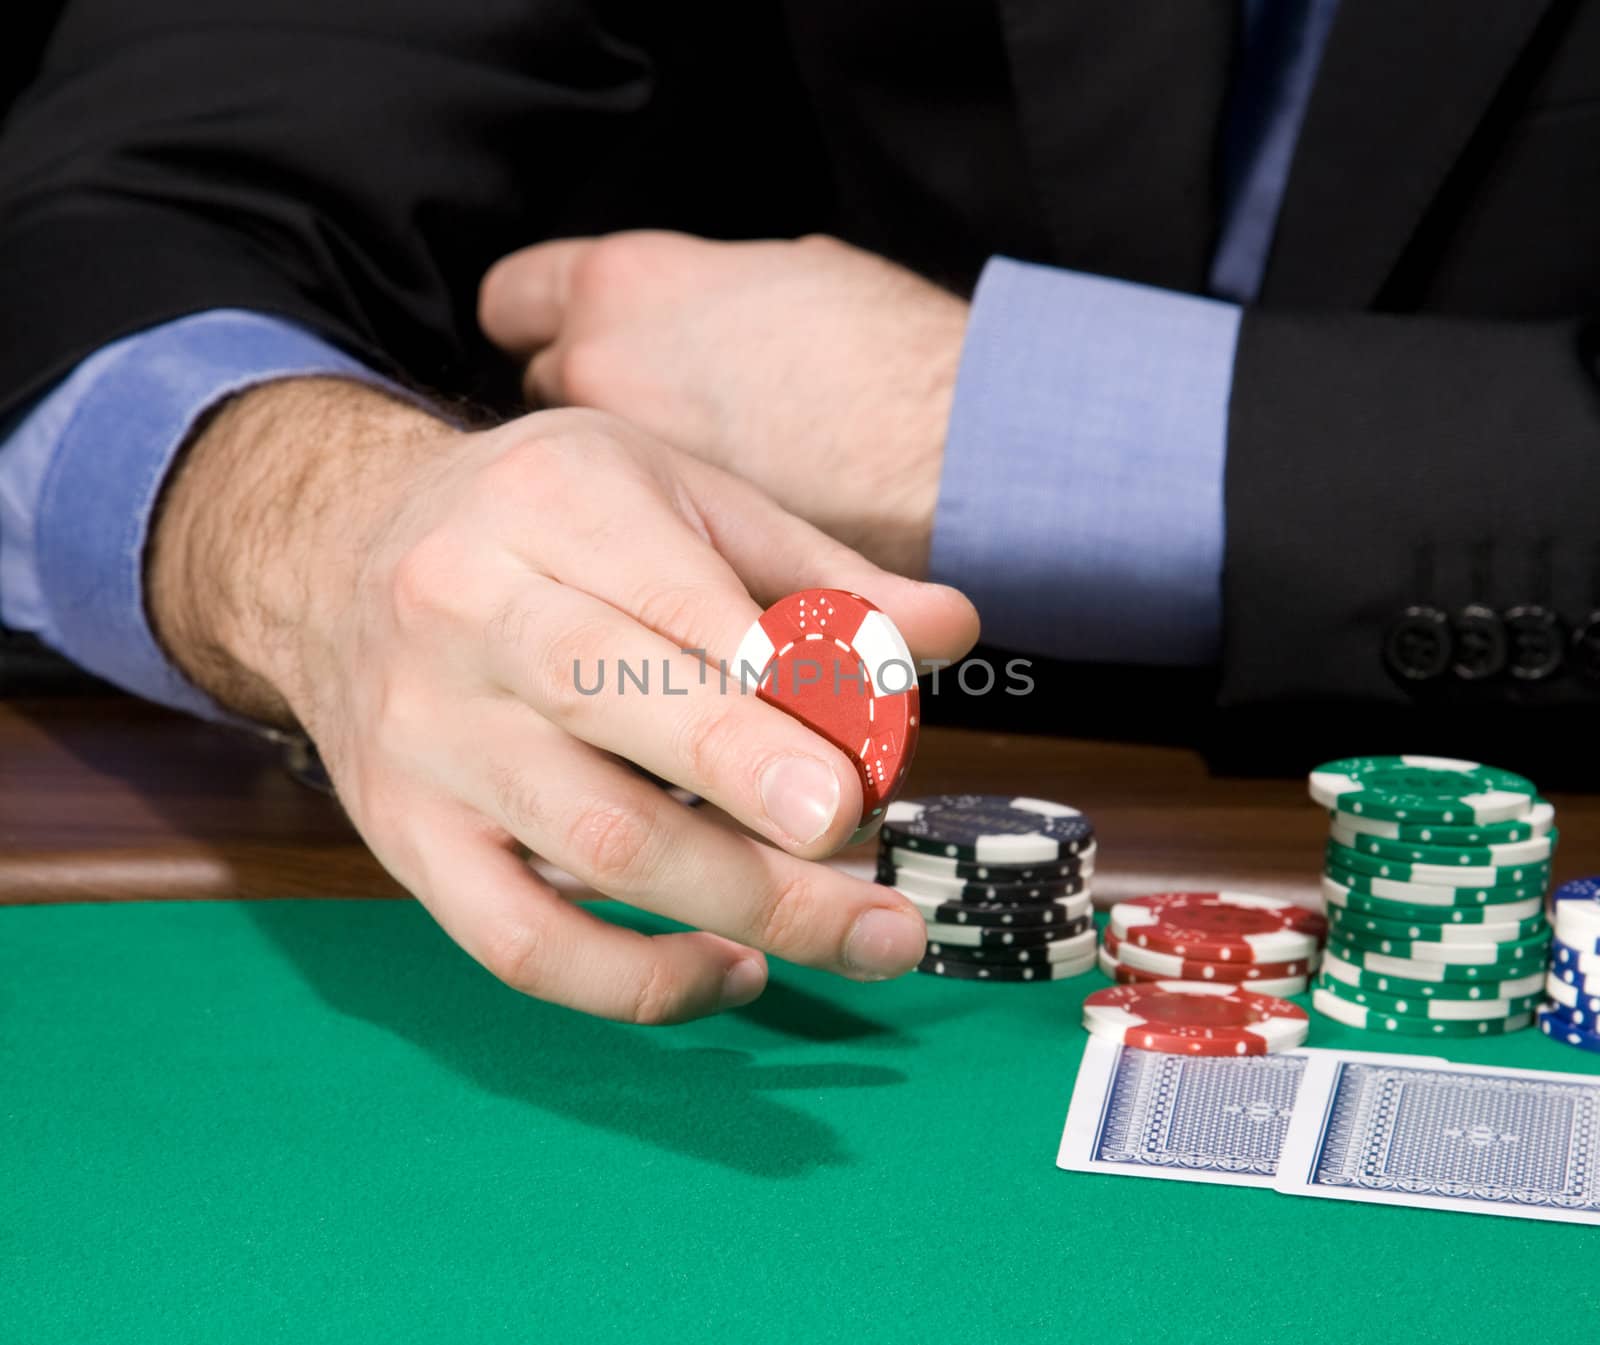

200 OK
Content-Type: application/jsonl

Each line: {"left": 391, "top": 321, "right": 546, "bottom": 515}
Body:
{"left": 1307, "top": 756, "right": 1555, "bottom": 1037}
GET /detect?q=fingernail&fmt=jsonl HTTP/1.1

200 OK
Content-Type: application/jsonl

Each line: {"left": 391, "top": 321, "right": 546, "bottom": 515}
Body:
{"left": 719, "top": 957, "right": 767, "bottom": 1010}
{"left": 760, "top": 756, "right": 840, "bottom": 846}
{"left": 843, "top": 908, "right": 927, "bottom": 980}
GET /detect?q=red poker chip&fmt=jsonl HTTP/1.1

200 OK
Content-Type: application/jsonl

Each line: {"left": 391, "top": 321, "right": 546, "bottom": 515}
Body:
{"left": 1108, "top": 891, "right": 1327, "bottom": 964}
{"left": 735, "top": 589, "right": 919, "bottom": 837}
{"left": 1096, "top": 948, "right": 1310, "bottom": 997}
{"left": 1101, "top": 927, "right": 1317, "bottom": 982}
{"left": 1082, "top": 981, "right": 1310, "bottom": 1056}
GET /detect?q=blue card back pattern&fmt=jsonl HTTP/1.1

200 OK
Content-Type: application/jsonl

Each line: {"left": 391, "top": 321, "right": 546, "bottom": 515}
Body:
{"left": 1309, "top": 1061, "right": 1600, "bottom": 1216}
{"left": 1096, "top": 1048, "right": 1304, "bottom": 1179}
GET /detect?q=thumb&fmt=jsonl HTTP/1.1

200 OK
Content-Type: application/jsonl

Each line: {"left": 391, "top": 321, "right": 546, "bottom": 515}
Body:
{"left": 478, "top": 238, "right": 596, "bottom": 354}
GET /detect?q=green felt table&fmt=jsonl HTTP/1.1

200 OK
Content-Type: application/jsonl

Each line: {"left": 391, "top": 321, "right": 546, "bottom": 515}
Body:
{"left": 5, "top": 896, "right": 1598, "bottom": 1345}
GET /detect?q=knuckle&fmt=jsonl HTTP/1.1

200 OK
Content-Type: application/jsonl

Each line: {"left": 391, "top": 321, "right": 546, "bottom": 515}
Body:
{"left": 387, "top": 532, "right": 461, "bottom": 633}
{"left": 490, "top": 763, "right": 547, "bottom": 836}
{"left": 572, "top": 233, "right": 654, "bottom": 296}
{"left": 478, "top": 432, "right": 562, "bottom": 501}
{"left": 555, "top": 340, "right": 614, "bottom": 407}
{"left": 483, "top": 597, "right": 538, "bottom": 667}
{"left": 509, "top": 410, "right": 639, "bottom": 481}
{"left": 564, "top": 798, "right": 657, "bottom": 889}
{"left": 630, "top": 580, "right": 719, "bottom": 649}
{"left": 673, "top": 699, "right": 751, "bottom": 792}
{"left": 626, "top": 958, "right": 689, "bottom": 1027}
{"left": 748, "top": 871, "right": 816, "bottom": 953}
{"left": 558, "top": 407, "right": 641, "bottom": 455}
{"left": 531, "top": 616, "right": 617, "bottom": 719}
{"left": 479, "top": 917, "right": 552, "bottom": 995}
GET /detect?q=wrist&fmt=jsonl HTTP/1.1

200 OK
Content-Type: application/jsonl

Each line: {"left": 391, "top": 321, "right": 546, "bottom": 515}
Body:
{"left": 146, "top": 377, "right": 456, "bottom": 726}
{"left": 879, "top": 299, "right": 963, "bottom": 579}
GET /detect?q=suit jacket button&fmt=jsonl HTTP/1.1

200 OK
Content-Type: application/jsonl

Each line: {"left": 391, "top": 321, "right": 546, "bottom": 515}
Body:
{"left": 1573, "top": 611, "right": 1600, "bottom": 683}
{"left": 1505, "top": 605, "right": 1565, "bottom": 680}
{"left": 1384, "top": 605, "right": 1451, "bottom": 682}
{"left": 1451, "top": 604, "right": 1507, "bottom": 681}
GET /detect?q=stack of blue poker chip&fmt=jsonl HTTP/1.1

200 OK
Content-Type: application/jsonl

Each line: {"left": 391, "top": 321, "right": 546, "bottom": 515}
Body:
{"left": 873, "top": 794, "right": 1100, "bottom": 982}
{"left": 1536, "top": 877, "right": 1600, "bottom": 1052}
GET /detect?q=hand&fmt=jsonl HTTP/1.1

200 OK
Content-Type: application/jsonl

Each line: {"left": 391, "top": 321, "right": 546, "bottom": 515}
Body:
{"left": 478, "top": 232, "right": 970, "bottom": 578}
{"left": 147, "top": 379, "right": 979, "bottom": 1024}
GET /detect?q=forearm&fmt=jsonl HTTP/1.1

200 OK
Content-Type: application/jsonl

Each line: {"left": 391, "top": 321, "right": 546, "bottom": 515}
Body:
{"left": 146, "top": 378, "right": 456, "bottom": 726}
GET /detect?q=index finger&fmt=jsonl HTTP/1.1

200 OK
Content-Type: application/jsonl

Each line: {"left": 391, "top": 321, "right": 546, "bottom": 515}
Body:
{"left": 677, "top": 452, "right": 982, "bottom": 667}
{"left": 504, "top": 417, "right": 980, "bottom": 671}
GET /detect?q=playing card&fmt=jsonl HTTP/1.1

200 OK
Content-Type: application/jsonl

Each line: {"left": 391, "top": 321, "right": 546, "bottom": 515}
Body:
{"left": 1275, "top": 1054, "right": 1600, "bottom": 1223}
{"left": 1057, "top": 1037, "right": 1440, "bottom": 1187}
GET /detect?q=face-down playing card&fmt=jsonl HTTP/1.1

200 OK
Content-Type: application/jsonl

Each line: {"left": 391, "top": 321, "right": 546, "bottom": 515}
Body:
{"left": 1057, "top": 1037, "right": 1440, "bottom": 1188}
{"left": 1275, "top": 1055, "right": 1600, "bottom": 1224}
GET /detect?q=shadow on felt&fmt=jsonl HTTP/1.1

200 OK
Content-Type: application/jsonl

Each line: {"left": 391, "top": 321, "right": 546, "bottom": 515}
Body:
{"left": 238, "top": 897, "right": 908, "bottom": 1179}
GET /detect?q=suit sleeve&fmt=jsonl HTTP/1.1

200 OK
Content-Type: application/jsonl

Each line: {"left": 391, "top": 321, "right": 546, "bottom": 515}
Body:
{"left": 0, "top": 312, "right": 403, "bottom": 717}
{"left": 931, "top": 256, "right": 1237, "bottom": 667}
{"left": 0, "top": 0, "right": 656, "bottom": 419}
{"left": 1224, "top": 308, "right": 1600, "bottom": 708}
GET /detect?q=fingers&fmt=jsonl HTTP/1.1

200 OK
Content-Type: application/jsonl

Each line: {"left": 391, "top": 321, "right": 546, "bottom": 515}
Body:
{"left": 494, "top": 414, "right": 978, "bottom": 669}
{"left": 496, "top": 415, "right": 769, "bottom": 661}
{"left": 437, "top": 699, "right": 928, "bottom": 981}
{"left": 678, "top": 453, "right": 982, "bottom": 665}
{"left": 388, "top": 797, "right": 769, "bottom": 1024}
{"left": 481, "top": 574, "right": 865, "bottom": 856}
{"left": 478, "top": 238, "right": 595, "bottom": 355}
{"left": 525, "top": 345, "right": 566, "bottom": 407}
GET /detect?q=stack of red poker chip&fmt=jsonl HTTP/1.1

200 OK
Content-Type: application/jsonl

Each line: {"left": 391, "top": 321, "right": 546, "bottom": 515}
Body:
{"left": 1097, "top": 892, "right": 1329, "bottom": 999}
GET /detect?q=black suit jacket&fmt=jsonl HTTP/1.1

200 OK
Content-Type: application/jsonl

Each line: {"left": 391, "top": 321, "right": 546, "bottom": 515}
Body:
{"left": 4, "top": 0, "right": 1599, "bottom": 734}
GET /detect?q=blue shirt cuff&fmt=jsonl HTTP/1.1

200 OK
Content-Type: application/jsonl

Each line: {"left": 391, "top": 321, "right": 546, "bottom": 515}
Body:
{"left": 26, "top": 312, "right": 399, "bottom": 719}
{"left": 930, "top": 257, "right": 1241, "bottom": 665}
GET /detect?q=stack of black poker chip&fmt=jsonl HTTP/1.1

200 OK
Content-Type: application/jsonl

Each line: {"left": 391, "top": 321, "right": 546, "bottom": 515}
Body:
{"left": 875, "top": 795, "right": 1098, "bottom": 983}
